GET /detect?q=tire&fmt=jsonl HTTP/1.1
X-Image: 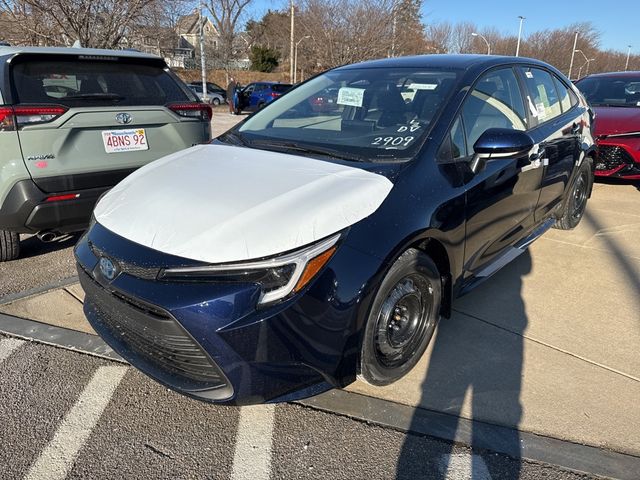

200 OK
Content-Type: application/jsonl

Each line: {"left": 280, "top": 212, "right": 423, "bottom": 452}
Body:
{"left": 0, "top": 230, "right": 20, "bottom": 262}
{"left": 554, "top": 158, "right": 593, "bottom": 230}
{"left": 212, "top": 97, "right": 221, "bottom": 106}
{"left": 359, "top": 248, "right": 441, "bottom": 386}
{"left": 258, "top": 102, "right": 266, "bottom": 110}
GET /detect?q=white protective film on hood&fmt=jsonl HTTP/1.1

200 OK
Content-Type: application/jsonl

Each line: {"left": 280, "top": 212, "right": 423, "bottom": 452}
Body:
{"left": 94, "top": 144, "right": 394, "bottom": 263}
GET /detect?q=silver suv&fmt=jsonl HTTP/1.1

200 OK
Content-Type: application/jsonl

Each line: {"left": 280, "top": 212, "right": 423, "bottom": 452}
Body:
{"left": 0, "top": 46, "right": 212, "bottom": 261}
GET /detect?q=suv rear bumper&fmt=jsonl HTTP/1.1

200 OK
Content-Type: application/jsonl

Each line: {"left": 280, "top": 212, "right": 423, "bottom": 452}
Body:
{"left": 0, "top": 170, "right": 134, "bottom": 234}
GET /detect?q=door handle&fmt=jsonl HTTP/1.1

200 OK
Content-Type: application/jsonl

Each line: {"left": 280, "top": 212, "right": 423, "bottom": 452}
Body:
{"left": 523, "top": 146, "right": 548, "bottom": 172}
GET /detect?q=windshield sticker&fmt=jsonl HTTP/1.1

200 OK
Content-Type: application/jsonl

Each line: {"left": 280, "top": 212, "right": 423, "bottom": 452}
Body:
{"left": 371, "top": 136, "right": 415, "bottom": 147}
{"left": 525, "top": 71, "right": 534, "bottom": 79}
{"left": 408, "top": 83, "right": 438, "bottom": 91}
{"left": 536, "top": 102, "right": 547, "bottom": 120}
{"left": 337, "top": 87, "right": 366, "bottom": 107}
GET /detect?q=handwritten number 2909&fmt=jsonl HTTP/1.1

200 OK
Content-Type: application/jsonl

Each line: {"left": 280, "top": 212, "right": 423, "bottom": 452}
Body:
{"left": 371, "top": 136, "right": 415, "bottom": 147}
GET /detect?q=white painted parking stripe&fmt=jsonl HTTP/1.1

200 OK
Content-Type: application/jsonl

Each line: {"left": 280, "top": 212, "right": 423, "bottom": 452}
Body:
{"left": 231, "top": 404, "right": 275, "bottom": 480}
{"left": 0, "top": 337, "right": 25, "bottom": 362}
{"left": 438, "top": 453, "right": 493, "bottom": 480}
{"left": 24, "top": 365, "right": 128, "bottom": 480}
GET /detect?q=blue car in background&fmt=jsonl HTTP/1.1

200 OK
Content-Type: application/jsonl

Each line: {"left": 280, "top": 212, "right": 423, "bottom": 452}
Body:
{"left": 76, "top": 55, "right": 595, "bottom": 405}
{"left": 238, "top": 82, "right": 292, "bottom": 112}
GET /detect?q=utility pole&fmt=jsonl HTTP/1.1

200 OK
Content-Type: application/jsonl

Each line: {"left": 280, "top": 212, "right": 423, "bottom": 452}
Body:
{"left": 567, "top": 31, "right": 579, "bottom": 80}
{"left": 515, "top": 16, "right": 525, "bottom": 57}
{"left": 290, "top": 0, "right": 295, "bottom": 83}
{"left": 625, "top": 45, "right": 632, "bottom": 71}
{"left": 199, "top": 0, "right": 207, "bottom": 103}
{"left": 391, "top": 3, "right": 397, "bottom": 57}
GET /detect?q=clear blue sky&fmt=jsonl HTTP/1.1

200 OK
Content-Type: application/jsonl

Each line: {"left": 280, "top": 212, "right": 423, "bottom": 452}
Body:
{"left": 248, "top": 0, "right": 638, "bottom": 55}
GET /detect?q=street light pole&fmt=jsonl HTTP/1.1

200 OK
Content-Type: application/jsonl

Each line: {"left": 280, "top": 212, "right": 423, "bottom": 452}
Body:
{"left": 294, "top": 36, "right": 309, "bottom": 83}
{"left": 625, "top": 45, "right": 632, "bottom": 71}
{"left": 574, "top": 49, "right": 595, "bottom": 79}
{"left": 568, "top": 31, "right": 579, "bottom": 80}
{"left": 515, "top": 15, "right": 525, "bottom": 57}
{"left": 289, "top": 0, "right": 295, "bottom": 82}
{"left": 471, "top": 32, "right": 490, "bottom": 55}
{"left": 199, "top": 0, "right": 207, "bottom": 103}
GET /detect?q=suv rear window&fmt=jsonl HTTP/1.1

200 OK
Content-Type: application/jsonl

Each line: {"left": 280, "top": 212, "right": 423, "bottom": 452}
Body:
{"left": 271, "top": 84, "right": 292, "bottom": 93}
{"left": 11, "top": 59, "right": 193, "bottom": 107}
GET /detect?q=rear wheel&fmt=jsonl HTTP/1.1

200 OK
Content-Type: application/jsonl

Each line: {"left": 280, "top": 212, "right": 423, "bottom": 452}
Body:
{"left": 212, "top": 97, "right": 221, "bottom": 106}
{"left": 0, "top": 230, "right": 20, "bottom": 262}
{"left": 359, "top": 249, "right": 441, "bottom": 386}
{"left": 554, "top": 159, "right": 593, "bottom": 230}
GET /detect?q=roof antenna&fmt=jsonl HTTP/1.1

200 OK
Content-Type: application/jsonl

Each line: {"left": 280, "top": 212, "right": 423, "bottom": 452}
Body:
{"left": 72, "top": 39, "right": 82, "bottom": 48}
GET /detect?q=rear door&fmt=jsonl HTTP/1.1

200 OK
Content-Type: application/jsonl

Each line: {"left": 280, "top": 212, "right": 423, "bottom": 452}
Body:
{"left": 10, "top": 55, "right": 209, "bottom": 192}
{"left": 516, "top": 67, "right": 582, "bottom": 220}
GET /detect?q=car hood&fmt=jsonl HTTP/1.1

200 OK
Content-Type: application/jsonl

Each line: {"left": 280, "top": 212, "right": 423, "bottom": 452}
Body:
{"left": 94, "top": 144, "right": 394, "bottom": 264}
{"left": 593, "top": 106, "right": 640, "bottom": 137}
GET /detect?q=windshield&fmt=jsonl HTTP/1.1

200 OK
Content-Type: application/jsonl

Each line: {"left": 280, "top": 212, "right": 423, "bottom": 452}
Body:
{"left": 576, "top": 75, "right": 640, "bottom": 107}
{"left": 234, "top": 67, "right": 460, "bottom": 162}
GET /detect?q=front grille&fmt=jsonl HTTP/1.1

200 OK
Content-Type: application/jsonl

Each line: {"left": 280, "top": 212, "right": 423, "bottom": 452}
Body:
{"left": 79, "top": 269, "right": 230, "bottom": 393}
{"left": 596, "top": 145, "right": 634, "bottom": 171}
{"left": 89, "top": 242, "right": 161, "bottom": 280}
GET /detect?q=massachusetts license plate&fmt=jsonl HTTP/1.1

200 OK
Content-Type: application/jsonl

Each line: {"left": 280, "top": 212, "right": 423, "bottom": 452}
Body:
{"left": 102, "top": 129, "right": 148, "bottom": 153}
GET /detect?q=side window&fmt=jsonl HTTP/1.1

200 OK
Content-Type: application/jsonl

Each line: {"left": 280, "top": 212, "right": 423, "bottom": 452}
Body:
{"left": 461, "top": 68, "right": 527, "bottom": 154}
{"left": 519, "top": 67, "right": 562, "bottom": 123}
{"left": 244, "top": 85, "right": 255, "bottom": 95}
{"left": 438, "top": 116, "right": 467, "bottom": 161}
{"left": 554, "top": 76, "right": 572, "bottom": 113}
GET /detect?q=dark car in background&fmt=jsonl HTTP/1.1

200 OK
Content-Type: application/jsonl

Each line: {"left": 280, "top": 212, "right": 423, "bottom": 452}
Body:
{"left": 76, "top": 55, "right": 594, "bottom": 405}
{"left": 576, "top": 72, "right": 640, "bottom": 179}
{"left": 238, "top": 82, "right": 292, "bottom": 112}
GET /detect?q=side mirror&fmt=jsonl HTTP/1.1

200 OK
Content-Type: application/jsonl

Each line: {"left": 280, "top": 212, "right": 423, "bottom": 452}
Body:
{"left": 469, "top": 128, "right": 535, "bottom": 173}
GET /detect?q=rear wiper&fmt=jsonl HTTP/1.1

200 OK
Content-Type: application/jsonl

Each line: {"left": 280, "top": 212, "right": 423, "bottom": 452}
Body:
{"left": 64, "top": 93, "right": 124, "bottom": 101}
{"left": 248, "top": 139, "right": 368, "bottom": 162}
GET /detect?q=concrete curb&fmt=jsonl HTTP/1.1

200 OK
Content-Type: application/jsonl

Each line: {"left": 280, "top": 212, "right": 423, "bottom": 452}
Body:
{"left": 0, "top": 275, "right": 79, "bottom": 305}
{"left": 2, "top": 312, "right": 638, "bottom": 479}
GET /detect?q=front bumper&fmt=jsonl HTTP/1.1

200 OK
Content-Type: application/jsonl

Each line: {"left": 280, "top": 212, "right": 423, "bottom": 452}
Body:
{"left": 75, "top": 222, "right": 382, "bottom": 404}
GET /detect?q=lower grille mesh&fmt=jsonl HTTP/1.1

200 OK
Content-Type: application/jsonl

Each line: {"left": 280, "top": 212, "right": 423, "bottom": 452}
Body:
{"left": 79, "top": 270, "right": 227, "bottom": 388}
{"left": 596, "top": 145, "right": 633, "bottom": 171}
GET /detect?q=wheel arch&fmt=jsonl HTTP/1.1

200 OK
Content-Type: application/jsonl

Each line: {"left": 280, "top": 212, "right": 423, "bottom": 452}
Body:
{"left": 412, "top": 237, "right": 453, "bottom": 318}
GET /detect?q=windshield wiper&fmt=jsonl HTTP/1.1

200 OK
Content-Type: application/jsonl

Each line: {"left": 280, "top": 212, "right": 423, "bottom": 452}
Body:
{"left": 218, "top": 130, "right": 251, "bottom": 146}
{"left": 592, "top": 102, "right": 639, "bottom": 108}
{"left": 248, "top": 139, "right": 369, "bottom": 162}
{"left": 64, "top": 93, "right": 124, "bottom": 101}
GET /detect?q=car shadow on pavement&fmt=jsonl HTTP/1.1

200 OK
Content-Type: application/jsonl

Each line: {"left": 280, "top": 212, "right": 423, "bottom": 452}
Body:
{"left": 18, "top": 233, "right": 80, "bottom": 260}
{"left": 396, "top": 250, "right": 531, "bottom": 479}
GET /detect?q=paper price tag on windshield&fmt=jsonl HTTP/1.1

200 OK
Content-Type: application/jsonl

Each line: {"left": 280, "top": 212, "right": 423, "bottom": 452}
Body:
{"left": 337, "top": 87, "right": 365, "bottom": 107}
{"left": 408, "top": 83, "right": 438, "bottom": 90}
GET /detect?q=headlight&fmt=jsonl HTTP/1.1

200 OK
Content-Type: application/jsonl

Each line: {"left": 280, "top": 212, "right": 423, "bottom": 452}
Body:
{"left": 158, "top": 233, "right": 341, "bottom": 306}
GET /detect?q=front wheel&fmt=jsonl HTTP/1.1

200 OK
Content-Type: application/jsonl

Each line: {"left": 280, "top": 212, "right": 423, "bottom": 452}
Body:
{"left": 359, "top": 249, "right": 441, "bottom": 386}
{"left": 0, "top": 230, "right": 20, "bottom": 262}
{"left": 554, "top": 158, "right": 593, "bottom": 230}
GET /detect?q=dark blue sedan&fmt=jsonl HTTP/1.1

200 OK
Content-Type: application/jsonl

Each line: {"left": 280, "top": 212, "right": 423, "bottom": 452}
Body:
{"left": 76, "top": 55, "right": 595, "bottom": 405}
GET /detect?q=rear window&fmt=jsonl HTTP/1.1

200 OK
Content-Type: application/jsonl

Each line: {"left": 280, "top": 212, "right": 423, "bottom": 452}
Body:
{"left": 271, "top": 84, "right": 292, "bottom": 93}
{"left": 11, "top": 59, "right": 193, "bottom": 107}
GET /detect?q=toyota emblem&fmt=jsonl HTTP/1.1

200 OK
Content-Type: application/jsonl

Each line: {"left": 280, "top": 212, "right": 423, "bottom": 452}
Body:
{"left": 99, "top": 256, "right": 118, "bottom": 281}
{"left": 115, "top": 112, "right": 132, "bottom": 125}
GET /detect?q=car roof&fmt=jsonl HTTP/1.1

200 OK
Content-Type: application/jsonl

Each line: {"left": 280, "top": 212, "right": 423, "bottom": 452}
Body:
{"left": 336, "top": 54, "right": 552, "bottom": 71}
{"left": 579, "top": 71, "right": 640, "bottom": 79}
{"left": 0, "top": 45, "right": 161, "bottom": 61}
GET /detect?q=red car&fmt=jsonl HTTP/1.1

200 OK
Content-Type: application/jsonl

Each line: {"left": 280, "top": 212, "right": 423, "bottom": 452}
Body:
{"left": 576, "top": 72, "right": 640, "bottom": 179}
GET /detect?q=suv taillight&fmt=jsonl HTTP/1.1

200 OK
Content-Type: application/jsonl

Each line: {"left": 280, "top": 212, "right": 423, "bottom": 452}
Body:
{"left": 0, "top": 105, "right": 68, "bottom": 131}
{"left": 167, "top": 103, "right": 212, "bottom": 121}
{"left": 270, "top": 92, "right": 281, "bottom": 98}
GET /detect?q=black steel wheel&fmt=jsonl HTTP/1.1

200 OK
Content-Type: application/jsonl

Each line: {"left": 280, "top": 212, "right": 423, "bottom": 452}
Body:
{"left": 554, "top": 158, "right": 593, "bottom": 230}
{"left": 360, "top": 249, "right": 441, "bottom": 385}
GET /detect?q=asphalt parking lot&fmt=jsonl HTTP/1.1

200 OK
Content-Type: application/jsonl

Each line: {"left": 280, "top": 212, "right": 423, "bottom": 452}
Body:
{"left": 0, "top": 111, "right": 639, "bottom": 479}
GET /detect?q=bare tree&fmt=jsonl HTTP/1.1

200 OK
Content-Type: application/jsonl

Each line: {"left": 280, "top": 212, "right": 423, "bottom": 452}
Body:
{"left": 205, "top": 0, "right": 253, "bottom": 68}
